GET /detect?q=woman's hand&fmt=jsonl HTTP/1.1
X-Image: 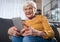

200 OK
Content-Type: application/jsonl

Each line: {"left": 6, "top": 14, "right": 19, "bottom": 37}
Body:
{"left": 21, "top": 22, "right": 46, "bottom": 37}
{"left": 21, "top": 27, "right": 46, "bottom": 37}
{"left": 21, "top": 27, "right": 33, "bottom": 36}
{"left": 8, "top": 26, "right": 21, "bottom": 37}
{"left": 21, "top": 22, "right": 33, "bottom": 36}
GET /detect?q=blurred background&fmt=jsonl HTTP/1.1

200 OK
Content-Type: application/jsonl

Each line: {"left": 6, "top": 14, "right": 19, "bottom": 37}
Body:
{"left": 0, "top": 0, "right": 60, "bottom": 27}
{"left": 0, "top": 0, "right": 60, "bottom": 21}
{"left": 0, "top": 0, "right": 60, "bottom": 42}
{"left": 0, "top": 0, "right": 42, "bottom": 20}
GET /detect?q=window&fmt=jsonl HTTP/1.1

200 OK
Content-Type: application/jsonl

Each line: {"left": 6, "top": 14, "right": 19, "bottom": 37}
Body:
{"left": 43, "top": 0, "right": 60, "bottom": 22}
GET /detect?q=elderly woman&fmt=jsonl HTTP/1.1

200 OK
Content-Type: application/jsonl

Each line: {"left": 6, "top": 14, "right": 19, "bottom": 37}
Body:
{"left": 8, "top": 1, "right": 56, "bottom": 42}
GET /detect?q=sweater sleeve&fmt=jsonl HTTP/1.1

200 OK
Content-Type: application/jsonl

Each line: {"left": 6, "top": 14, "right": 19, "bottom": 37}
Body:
{"left": 41, "top": 15, "right": 55, "bottom": 39}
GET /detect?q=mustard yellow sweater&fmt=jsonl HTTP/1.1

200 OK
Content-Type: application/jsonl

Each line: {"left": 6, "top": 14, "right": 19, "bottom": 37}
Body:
{"left": 24, "top": 15, "right": 54, "bottom": 39}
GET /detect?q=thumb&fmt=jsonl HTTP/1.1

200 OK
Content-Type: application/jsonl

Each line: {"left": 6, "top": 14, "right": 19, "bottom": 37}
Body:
{"left": 23, "top": 22, "right": 29, "bottom": 28}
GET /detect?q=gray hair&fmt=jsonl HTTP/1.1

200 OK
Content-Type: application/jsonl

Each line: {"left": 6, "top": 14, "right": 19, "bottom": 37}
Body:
{"left": 23, "top": 1, "right": 37, "bottom": 13}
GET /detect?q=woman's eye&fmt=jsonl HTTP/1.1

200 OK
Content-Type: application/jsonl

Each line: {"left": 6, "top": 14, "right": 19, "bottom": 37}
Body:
{"left": 29, "top": 8, "right": 32, "bottom": 10}
{"left": 25, "top": 9, "right": 27, "bottom": 10}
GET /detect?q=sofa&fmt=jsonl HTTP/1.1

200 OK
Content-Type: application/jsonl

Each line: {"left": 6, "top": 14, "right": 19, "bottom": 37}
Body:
{"left": 51, "top": 24, "right": 60, "bottom": 42}
{"left": 0, "top": 18, "right": 13, "bottom": 42}
{"left": 0, "top": 18, "right": 60, "bottom": 42}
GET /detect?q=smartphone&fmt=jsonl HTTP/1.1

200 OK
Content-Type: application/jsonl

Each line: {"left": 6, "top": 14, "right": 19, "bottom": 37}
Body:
{"left": 12, "top": 17, "right": 23, "bottom": 31}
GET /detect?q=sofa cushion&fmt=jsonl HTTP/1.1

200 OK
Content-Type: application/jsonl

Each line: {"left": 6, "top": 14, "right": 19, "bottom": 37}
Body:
{"left": 51, "top": 25, "right": 60, "bottom": 42}
{"left": 0, "top": 18, "right": 13, "bottom": 42}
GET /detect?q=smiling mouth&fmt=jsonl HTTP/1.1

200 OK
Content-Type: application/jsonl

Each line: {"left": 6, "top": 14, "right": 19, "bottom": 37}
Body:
{"left": 26, "top": 14, "right": 31, "bottom": 15}
{"left": 26, "top": 13, "right": 32, "bottom": 15}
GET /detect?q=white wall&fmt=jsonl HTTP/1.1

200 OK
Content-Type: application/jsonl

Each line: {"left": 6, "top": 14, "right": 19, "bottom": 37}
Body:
{"left": 0, "top": 0, "right": 32, "bottom": 20}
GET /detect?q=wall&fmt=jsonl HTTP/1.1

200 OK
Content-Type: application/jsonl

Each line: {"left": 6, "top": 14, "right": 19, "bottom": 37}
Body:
{"left": 35, "top": 0, "right": 42, "bottom": 10}
{"left": 0, "top": 0, "right": 32, "bottom": 20}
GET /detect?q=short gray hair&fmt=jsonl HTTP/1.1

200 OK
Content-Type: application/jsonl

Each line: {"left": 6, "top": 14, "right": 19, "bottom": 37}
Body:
{"left": 23, "top": 1, "right": 37, "bottom": 13}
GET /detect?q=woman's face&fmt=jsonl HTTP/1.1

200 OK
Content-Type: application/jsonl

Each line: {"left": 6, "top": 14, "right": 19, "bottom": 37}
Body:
{"left": 23, "top": 5, "right": 35, "bottom": 19}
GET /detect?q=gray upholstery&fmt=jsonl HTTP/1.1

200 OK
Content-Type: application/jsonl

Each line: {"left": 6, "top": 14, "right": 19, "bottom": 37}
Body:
{"left": 51, "top": 24, "right": 60, "bottom": 42}
{"left": 0, "top": 18, "right": 13, "bottom": 42}
{"left": 0, "top": 18, "right": 60, "bottom": 42}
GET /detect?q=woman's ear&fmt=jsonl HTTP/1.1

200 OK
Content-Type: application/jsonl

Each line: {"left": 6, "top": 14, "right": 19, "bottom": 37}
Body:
{"left": 33, "top": 8, "right": 37, "bottom": 14}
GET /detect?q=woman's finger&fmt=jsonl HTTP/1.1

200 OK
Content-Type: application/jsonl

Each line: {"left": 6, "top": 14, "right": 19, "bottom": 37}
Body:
{"left": 12, "top": 30, "right": 20, "bottom": 36}
{"left": 21, "top": 28, "right": 28, "bottom": 34}
{"left": 23, "top": 22, "right": 29, "bottom": 28}
{"left": 22, "top": 29, "right": 33, "bottom": 36}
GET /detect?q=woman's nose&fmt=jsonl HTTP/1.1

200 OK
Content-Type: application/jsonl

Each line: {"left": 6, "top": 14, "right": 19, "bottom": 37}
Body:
{"left": 26, "top": 10, "right": 30, "bottom": 13}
